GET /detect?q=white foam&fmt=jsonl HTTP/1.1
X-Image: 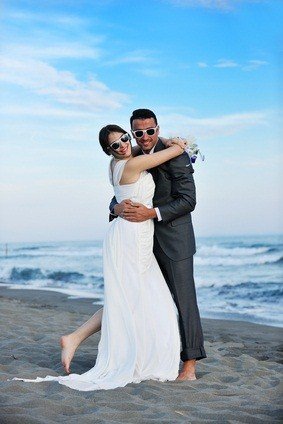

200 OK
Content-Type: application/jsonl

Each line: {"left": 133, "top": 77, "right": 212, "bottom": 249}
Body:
{"left": 197, "top": 245, "right": 271, "bottom": 257}
{"left": 195, "top": 253, "right": 281, "bottom": 266}
{"left": 4, "top": 283, "right": 104, "bottom": 303}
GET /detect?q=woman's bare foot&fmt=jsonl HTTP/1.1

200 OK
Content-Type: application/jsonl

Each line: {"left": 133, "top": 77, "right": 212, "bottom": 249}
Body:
{"left": 176, "top": 359, "right": 197, "bottom": 381}
{"left": 60, "top": 334, "right": 80, "bottom": 374}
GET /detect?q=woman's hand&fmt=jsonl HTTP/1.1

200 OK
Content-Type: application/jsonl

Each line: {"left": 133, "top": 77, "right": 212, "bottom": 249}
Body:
{"left": 160, "top": 137, "right": 187, "bottom": 151}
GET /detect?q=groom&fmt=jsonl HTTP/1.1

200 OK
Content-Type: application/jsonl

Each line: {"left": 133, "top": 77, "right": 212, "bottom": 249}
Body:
{"left": 110, "top": 108, "right": 206, "bottom": 380}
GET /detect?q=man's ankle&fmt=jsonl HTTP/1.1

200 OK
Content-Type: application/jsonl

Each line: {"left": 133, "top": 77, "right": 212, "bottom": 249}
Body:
{"left": 182, "top": 359, "right": 196, "bottom": 369}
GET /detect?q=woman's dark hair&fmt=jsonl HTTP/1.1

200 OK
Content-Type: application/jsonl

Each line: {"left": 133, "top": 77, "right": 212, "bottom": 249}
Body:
{"left": 99, "top": 124, "right": 127, "bottom": 156}
{"left": 130, "top": 109, "right": 158, "bottom": 128}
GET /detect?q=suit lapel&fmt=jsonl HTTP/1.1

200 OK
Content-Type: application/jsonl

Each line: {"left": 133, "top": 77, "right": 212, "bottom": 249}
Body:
{"left": 148, "top": 138, "right": 164, "bottom": 179}
{"left": 153, "top": 138, "right": 165, "bottom": 153}
{"left": 136, "top": 139, "right": 163, "bottom": 177}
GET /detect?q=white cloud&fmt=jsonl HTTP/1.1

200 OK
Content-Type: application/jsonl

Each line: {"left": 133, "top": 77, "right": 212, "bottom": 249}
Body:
{"left": 214, "top": 59, "right": 239, "bottom": 68}
{"left": 242, "top": 60, "right": 268, "bottom": 71}
{"left": 197, "top": 59, "right": 268, "bottom": 71}
{"left": 105, "top": 50, "right": 155, "bottom": 65}
{"left": 0, "top": 105, "right": 95, "bottom": 119}
{"left": 197, "top": 62, "right": 208, "bottom": 68}
{"left": 4, "top": 43, "right": 101, "bottom": 60}
{"left": 167, "top": 0, "right": 260, "bottom": 11}
{"left": 159, "top": 110, "right": 270, "bottom": 139}
{"left": 0, "top": 56, "right": 130, "bottom": 111}
{"left": 5, "top": 10, "right": 88, "bottom": 26}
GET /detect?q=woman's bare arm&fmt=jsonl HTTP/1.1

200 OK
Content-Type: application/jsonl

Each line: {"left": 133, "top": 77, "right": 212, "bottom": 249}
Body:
{"left": 120, "top": 141, "right": 185, "bottom": 184}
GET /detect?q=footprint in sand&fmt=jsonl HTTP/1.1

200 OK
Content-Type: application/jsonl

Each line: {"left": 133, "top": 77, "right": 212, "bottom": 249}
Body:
{"left": 219, "top": 375, "right": 240, "bottom": 383}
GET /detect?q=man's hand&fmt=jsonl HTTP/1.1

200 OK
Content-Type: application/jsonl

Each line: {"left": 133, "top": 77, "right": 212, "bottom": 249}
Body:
{"left": 113, "top": 199, "right": 132, "bottom": 216}
{"left": 114, "top": 199, "right": 156, "bottom": 222}
{"left": 160, "top": 137, "right": 187, "bottom": 150}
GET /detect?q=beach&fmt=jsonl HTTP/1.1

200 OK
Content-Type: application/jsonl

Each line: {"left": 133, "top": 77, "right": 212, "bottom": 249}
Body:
{"left": 0, "top": 286, "right": 282, "bottom": 423}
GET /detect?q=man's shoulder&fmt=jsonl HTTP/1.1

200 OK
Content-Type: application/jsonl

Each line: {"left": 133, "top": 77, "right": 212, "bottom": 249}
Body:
{"left": 154, "top": 138, "right": 193, "bottom": 172}
{"left": 154, "top": 138, "right": 166, "bottom": 153}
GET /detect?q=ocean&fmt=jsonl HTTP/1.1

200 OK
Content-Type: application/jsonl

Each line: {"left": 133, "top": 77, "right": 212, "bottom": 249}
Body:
{"left": 0, "top": 235, "right": 282, "bottom": 327}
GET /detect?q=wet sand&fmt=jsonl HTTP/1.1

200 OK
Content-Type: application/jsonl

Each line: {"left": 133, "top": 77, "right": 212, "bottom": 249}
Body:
{"left": 0, "top": 286, "right": 282, "bottom": 423}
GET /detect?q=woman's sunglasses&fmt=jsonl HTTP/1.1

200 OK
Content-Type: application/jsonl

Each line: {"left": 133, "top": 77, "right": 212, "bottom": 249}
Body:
{"left": 108, "top": 133, "right": 131, "bottom": 151}
{"left": 131, "top": 125, "right": 159, "bottom": 139}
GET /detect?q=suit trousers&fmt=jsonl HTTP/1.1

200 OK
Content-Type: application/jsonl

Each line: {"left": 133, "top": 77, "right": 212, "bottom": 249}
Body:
{"left": 154, "top": 236, "right": 207, "bottom": 362}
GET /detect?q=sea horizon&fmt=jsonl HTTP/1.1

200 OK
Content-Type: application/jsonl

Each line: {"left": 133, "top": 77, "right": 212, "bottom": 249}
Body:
{"left": 1, "top": 232, "right": 282, "bottom": 245}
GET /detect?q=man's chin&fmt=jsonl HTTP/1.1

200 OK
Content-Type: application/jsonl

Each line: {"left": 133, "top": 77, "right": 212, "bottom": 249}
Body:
{"left": 139, "top": 142, "right": 154, "bottom": 153}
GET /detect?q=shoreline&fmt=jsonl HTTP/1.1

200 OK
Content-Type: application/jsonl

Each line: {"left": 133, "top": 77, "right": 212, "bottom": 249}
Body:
{"left": 0, "top": 285, "right": 282, "bottom": 423}
{"left": 0, "top": 281, "right": 281, "bottom": 328}
{"left": 1, "top": 285, "right": 282, "bottom": 363}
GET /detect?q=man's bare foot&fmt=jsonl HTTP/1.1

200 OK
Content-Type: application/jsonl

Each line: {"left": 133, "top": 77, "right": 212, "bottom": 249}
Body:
{"left": 176, "top": 359, "right": 197, "bottom": 381}
{"left": 60, "top": 334, "right": 80, "bottom": 374}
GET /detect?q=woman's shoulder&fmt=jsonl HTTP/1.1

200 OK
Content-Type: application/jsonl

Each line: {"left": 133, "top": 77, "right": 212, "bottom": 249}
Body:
{"left": 109, "top": 159, "right": 128, "bottom": 185}
{"left": 113, "top": 159, "right": 128, "bottom": 171}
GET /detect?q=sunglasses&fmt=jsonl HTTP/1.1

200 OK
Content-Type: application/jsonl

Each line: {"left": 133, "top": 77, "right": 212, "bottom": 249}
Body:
{"left": 131, "top": 125, "right": 159, "bottom": 139}
{"left": 108, "top": 133, "right": 131, "bottom": 151}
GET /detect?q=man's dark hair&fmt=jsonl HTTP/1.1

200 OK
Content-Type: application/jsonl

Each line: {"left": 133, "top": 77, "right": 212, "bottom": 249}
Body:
{"left": 99, "top": 124, "right": 127, "bottom": 156}
{"left": 130, "top": 109, "right": 158, "bottom": 128}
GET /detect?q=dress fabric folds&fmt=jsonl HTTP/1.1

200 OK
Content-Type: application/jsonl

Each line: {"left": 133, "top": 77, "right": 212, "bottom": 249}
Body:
{"left": 11, "top": 160, "right": 180, "bottom": 391}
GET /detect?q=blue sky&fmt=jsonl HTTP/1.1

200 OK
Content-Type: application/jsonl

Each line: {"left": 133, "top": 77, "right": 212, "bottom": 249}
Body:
{"left": 0, "top": 0, "right": 282, "bottom": 242}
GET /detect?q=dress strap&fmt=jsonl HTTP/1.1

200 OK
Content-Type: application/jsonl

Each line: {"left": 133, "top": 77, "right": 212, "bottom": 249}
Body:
{"left": 108, "top": 159, "right": 127, "bottom": 186}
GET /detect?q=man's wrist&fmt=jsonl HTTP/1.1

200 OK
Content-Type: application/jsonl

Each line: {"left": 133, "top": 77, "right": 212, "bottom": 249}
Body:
{"left": 149, "top": 208, "right": 157, "bottom": 219}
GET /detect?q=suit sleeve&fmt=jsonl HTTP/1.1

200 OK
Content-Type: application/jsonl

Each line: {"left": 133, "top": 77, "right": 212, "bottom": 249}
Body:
{"left": 109, "top": 196, "right": 118, "bottom": 222}
{"left": 158, "top": 152, "right": 196, "bottom": 224}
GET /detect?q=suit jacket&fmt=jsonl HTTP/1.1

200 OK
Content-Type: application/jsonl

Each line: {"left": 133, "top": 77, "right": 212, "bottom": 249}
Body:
{"left": 109, "top": 138, "right": 196, "bottom": 260}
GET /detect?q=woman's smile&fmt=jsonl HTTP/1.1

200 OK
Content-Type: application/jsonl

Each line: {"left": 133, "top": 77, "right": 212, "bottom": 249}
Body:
{"left": 119, "top": 144, "right": 129, "bottom": 155}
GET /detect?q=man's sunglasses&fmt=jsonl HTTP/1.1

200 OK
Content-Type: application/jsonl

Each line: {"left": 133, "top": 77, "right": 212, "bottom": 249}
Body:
{"left": 108, "top": 133, "right": 131, "bottom": 151}
{"left": 131, "top": 125, "right": 159, "bottom": 139}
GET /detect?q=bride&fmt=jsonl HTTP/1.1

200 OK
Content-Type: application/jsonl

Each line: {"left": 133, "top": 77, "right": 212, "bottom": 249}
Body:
{"left": 11, "top": 125, "right": 186, "bottom": 391}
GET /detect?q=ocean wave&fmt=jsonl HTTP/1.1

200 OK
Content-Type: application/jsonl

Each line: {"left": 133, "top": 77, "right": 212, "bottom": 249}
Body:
{"left": 0, "top": 251, "right": 103, "bottom": 259}
{"left": 8, "top": 267, "right": 87, "bottom": 283}
{"left": 249, "top": 242, "right": 283, "bottom": 250}
{"left": 215, "top": 282, "right": 283, "bottom": 302}
{"left": 198, "top": 279, "right": 283, "bottom": 326}
{"left": 47, "top": 271, "right": 85, "bottom": 282}
{"left": 197, "top": 245, "right": 276, "bottom": 257}
{"left": 10, "top": 267, "right": 44, "bottom": 281}
{"left": 195, "top": 254, "right": 282, "bottom": 266}
{"left": 15, "top": 246, "right": 44, "bottom": 251}
{"left": 0, "top": 254, "right": 46, "bottom": 259}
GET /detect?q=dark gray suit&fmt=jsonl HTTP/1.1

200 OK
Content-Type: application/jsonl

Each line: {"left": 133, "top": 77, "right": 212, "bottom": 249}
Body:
{"left": 110, "top": 139, "right": 206, "bottom": 362}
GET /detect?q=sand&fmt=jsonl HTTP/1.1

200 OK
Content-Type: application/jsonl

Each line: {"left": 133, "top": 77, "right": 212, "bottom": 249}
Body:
{"left": 0, "top": 285, "right": 282, "bottom": 423}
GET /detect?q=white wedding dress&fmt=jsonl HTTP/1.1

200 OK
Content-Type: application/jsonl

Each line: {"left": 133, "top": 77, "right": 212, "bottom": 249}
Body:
{"left": 11, "top": 160, "right": 181, "bottom": 391}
